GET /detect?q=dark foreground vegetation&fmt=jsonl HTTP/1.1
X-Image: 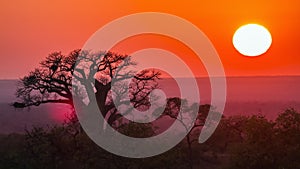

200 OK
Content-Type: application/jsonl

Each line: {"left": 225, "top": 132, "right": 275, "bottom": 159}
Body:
{"left": 1, "top": 108, "right": 300, "bottom": 169}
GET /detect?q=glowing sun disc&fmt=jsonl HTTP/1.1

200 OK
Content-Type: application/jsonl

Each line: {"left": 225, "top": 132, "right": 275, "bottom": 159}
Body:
{"left": 233, "top": 24, "right": 272, "bottom": 56}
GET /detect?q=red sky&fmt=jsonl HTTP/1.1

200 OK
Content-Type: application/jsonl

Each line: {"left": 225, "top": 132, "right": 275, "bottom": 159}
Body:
{"left": 0, "top": 0, "right": 299, "bottom": 79}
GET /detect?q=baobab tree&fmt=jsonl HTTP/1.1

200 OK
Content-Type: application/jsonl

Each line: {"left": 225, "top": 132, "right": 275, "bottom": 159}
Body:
{"left": 14, "top": 49, "right": 161, "bottom": 127}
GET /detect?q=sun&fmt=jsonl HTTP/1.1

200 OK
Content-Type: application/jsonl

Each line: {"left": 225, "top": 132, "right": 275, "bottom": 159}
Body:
{"left": 233, "top": 24, "right": 272, "bottom": 57}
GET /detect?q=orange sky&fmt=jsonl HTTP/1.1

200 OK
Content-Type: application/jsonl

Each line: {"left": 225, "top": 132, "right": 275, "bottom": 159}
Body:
{"left": 0, "top": 0, "right": 299, "bottom": 79}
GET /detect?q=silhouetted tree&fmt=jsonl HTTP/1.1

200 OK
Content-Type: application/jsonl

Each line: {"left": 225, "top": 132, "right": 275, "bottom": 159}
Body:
{"left": 14, "top": 49, "right": 160, "bottom": 127}
{"left": 228, "top": 109, "right": 300, "bottom": 169}
{"left": 273, "top": 108, "right": 300, "bottom": 168}
{"left": 161, "top": 97, "right": 222, "bottom": 169}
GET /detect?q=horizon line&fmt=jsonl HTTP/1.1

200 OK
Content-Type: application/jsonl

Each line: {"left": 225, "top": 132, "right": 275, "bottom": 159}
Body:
{"left": 1, "top": 74, "right": 300, "bottom": 81}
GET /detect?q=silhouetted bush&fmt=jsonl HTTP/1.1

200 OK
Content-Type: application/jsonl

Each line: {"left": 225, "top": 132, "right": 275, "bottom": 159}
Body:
{"left": 227, "top": 109, "right": 300, "bottom": 169}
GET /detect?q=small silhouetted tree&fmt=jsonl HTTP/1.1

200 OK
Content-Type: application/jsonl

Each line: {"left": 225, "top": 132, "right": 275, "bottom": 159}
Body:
{"left": 161, "top": 97, "right": 222, "bottom": 169}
